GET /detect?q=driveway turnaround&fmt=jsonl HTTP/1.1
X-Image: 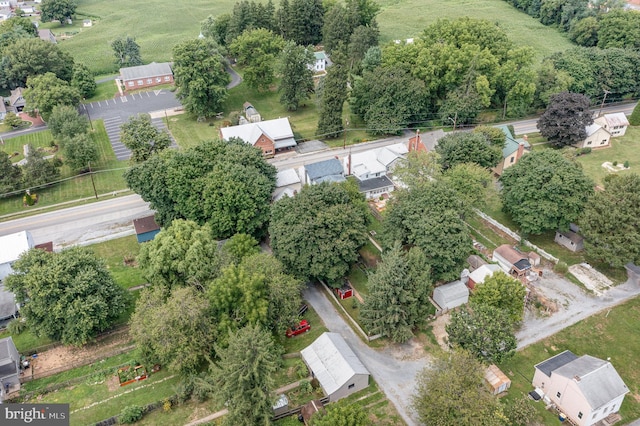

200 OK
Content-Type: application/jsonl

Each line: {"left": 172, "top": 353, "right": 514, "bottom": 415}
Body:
{"left": 303, "top": 282, "right": 428, "bottom": 426}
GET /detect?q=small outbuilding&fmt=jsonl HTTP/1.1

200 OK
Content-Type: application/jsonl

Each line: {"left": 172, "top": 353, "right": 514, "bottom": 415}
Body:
{"left": 485, "top": 364, "right": 511, "bottom": 395}
{"left": 300, "top": 332, "right": 370, "bottom": 402}
{"left": 133, "top": 216, "right": 161, "bottom": 243}
{"left": 272, "top": 394, "right": 289, "bottom": 417}
{"left": 554, "top": 230, "right": 584, "bottom": 252}
{"left": 243, "top": 102, "right": 261, "bottom": 123}
{"left": 432, "top": 280, "right": 469, "bottom": 312}
{"left": 467, "top": 264, "right": 502, "bottom": 290}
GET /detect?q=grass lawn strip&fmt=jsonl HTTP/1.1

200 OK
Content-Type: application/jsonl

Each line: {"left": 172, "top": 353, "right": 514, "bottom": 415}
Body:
{"left": 89, "top": 235, "right": 145, "bottom": 290}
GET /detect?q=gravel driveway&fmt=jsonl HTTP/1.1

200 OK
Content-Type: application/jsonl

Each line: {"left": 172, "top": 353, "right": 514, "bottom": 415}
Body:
{"left": 517, "top": 270, "right": 640, "bottom": 348}
{"left": 303, "top": 282, "right": 429, "bottom": 426}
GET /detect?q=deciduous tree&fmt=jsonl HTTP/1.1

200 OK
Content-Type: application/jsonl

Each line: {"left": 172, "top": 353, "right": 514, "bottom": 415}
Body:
{"left": 311, "top": 400, "right": 367, "bottom": 425}
{"left": 40, "top": 0, "right": 77, "bottom": 25}
{"left": 442, "top": 162, "right": 495, "bottom": 211}
{"left": 0, "top": 17, "right": 37, "bottom": 49}
{"left": 597, "top": 9, "right": 640, "bottom": 50}
{"left": 435, "top": 132, "right": 502, "bottom": 170}
{"left": 270, "top": 182, "right": 368, "bottom": 284}
{"left": 71, "top": 63, "right": 96, "bottom": 98}
{"left": 392, "top": 150, "right": 441, "bottom": 189}
{"left": 471, "top": 271, "right": 526, "bottom": 324}
{"left": 277, "top": 41, "right": 314, "bottom": 111}
{"left": 120, "top": 113, "right": 171, "bottom": 163}
{"left": 500, "top": 149, "right": 593, "bottom": 235}
{"left": 23, "top": 72, "right": 81, "bottom": 120}
{"left": 446, "top": 304, "right": 517, "bottom": 364}
{"left": 230, "top": 28, "right": 285, "bottom": 90}
{"left": 21, "top": 144, "right": 60, "bottom": 188}
{"left": 111, "top": 36, "right": 142, "bottom": 67}
{"left": 6, "top": 247, "right": 127, "bottom": 346}
{"left": 412, "top": 350, "right": 503, "bottom": 426}
{"left": 210, "top": 325, "right": 280, "bottom": 426}
{"left": 63, "top": 133, "right": 98, "bottom": 172}
{"left": 0, "top": 38, "right": 74, "bottom": 89}
{"left": 129, "top": 286, "right": 214, "bottom": 376}
{"left": 0, "top": 151, "right": 22, "bottom": 196}
{"left": 629, "top": 101, "right": 640, "bottom": 126}
{"left": 537, "top": 91, "right": 593, "bottom": 147}
{"left": 2, "top": 112, "right": 23, "bottom": 129}
{"left": 579, "top": 173, "right": 640, "bottom": 267}
{"left": 48, "top": 104, "right": 89, "bottom": 141}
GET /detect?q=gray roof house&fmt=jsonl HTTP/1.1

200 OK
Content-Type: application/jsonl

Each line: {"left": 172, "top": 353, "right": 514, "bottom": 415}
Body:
{"left": 0, "top": 336, "right": 20, "bottom": 399}
{"left": 432, "top": 280, "right": 469, "bottom": 312}
{"left": 300, "top": 332, "right": 370, "bottom": 402}
{"left": 220, "top": 117, "right": 296, "bottom": 157}
{"left": 119, "top": 62, "right": 174, "bottom": 91}
{"left": 304, "top": 159, "right": 345, "bottom": 185}
{"left": 532, "top": 351, "right": 629, "bottom": 426}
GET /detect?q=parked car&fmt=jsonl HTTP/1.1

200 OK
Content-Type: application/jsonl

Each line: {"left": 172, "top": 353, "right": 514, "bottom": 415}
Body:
{"left": 286, "top": 320, "right": 310, "bottom": 337}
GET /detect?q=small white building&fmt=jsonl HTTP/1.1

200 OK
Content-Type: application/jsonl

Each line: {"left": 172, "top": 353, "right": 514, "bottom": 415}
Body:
{"left": 467, "top": 264, "right": 502, "bottom": 290}
{"left": 575, "top": 123, "right": 611, "bottom": 149}
{"left": 312, "top": 51, "right": 331, "bottom": 73}
{"left": 432, "top": 280, "right": 469, "bottom": 312}
{"left": 300, "top": 332, "right": 370, "bottom": 402}
{"left": 595, "top": 112, "right": 630, "bottom": 138}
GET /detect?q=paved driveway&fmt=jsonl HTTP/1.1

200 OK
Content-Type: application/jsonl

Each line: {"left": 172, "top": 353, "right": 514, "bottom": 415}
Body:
{"left": 303, "top": 282, "right": 428, "bottom": 426}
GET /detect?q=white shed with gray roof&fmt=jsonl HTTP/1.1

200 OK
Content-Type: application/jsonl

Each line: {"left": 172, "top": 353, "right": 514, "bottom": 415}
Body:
{"left": 432, "top": 280, "right": 469, "bottom": 311}
{"left": 300, "top": 332, "right": 369, "bottom": 402}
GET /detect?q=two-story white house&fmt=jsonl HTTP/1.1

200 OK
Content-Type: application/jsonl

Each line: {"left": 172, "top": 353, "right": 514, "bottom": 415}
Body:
{"left": 344, "top": 143, "right": 407, "bottom": 199}
{"left": 594, "top": 112, "right": 630, "bottom": 138}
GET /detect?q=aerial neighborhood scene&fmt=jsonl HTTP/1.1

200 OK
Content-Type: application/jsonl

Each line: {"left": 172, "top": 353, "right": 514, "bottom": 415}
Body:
{"left": 2, "top": 0, "right": 640, "bottom": 424}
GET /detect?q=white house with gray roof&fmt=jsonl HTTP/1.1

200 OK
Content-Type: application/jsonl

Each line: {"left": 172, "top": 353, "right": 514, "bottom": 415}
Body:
{"left": 303, "top": 158, "right": 345, "bottom": 185}
{"left": 344, "top": 143, "right": 406, "bottom": 199}
{"left": 595, "top": 112, "right": 630, "bottom": 137}
{"left": 532, "top": 350, "right": 628, "bottom": 426}
{"left": 118, "top": 62, "right": 173, "bottom": 91}
{"left": 300, "top": 332, "right": 370, "bottom": 402}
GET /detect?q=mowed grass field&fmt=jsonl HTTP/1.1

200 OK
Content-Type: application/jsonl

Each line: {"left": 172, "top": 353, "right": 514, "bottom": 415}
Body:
{"left": 62, "top": 0, "right": 574, "bottom": 74}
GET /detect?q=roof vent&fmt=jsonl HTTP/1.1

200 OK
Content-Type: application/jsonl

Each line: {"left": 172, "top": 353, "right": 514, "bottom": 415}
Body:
{"left": 574, "top": 375, "right": 581, "bottom": 382}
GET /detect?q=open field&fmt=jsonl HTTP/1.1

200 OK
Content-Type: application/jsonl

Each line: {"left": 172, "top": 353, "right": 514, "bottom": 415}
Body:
{"left": 0, "top": 121, "right": 129, "bottom": 216}
{"left": 499, "top": 295, "right": 640, "bottom": 424}
{"left": 59, "top": 0, "right": 574, "bottom": 75}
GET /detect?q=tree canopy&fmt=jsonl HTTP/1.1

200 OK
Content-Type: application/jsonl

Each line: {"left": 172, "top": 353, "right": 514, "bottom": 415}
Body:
{"left": 579, "top": 173, "right": 640, "bottom": 267}
{"left": 111, "top": 36, "right": 142, "bottom": 67}
{"left": 0, "top": 151, "right": 23, "bottom": 196}
{"left": 21, "top": 144, "right": 60, "bottom": 188}
{"left": 63, "top": 133, "right": 98, "bottom": 172}
{"left": 172, "top": 38, "right": 230, "bottom": 118}
{"left": 230, "top": 28, "right": 285, "bottom": 90}
{"left": 500, "top": 149, "right": 593, "bottom": 235}
{"left": 316, "top": 50, "right": 348, "bottom": 138}
{"left": 40, "top": 0, "right": 77, "bottom": 25}
{"left": 537, "top": 91, "right": 593, "bottom": 147}
{"left": 48, "top": 104, "right": 89, "bottom": 141}
{"left": 124, "top": 139, "right": 276, "bottom": 238}
{"left": 311, "top": 399, "right": 368, "bottom": 426}
{"left": 277, "top": 41, "right": 315, "bottom": 111}
{"left": 435, "top": 132, "right": 502, "bottom": 170}
{"left": 6, "top": 247, "right": 127, "bottom": 346}
{"left": 23, "top": 72, "right": 81, "bottom": 120}
{"left": 120, "top": 113, "right": 171, "bottom": 163}
{"left": 270, "top": 181, "right": 368, "bottom": 284}
{"left": 442, "top": 162, "right": 495, "bottom": 211}
{"left": 0, "top": 38, "right": 74, "bottom": 89}
{"left": 71, "top": 63, "right": 96, "bottom": 98}
{"left": 471, "top": 271, "right": 526, "bottom": 324}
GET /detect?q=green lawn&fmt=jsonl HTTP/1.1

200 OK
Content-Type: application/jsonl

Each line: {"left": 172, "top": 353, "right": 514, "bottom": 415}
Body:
{"left": 499, "top": 295, "right": 640, "bottom": 424}
{"left": 84, "top": 80, "right": 119, "bottom": 102}
{"left": 135, "top": 398, "right": 223, "bottom": 426}
{"left": 0, "top": 329, "right": 53, "bottom": 353}
{"left": 165, "top": 113, "right": 222, "bottom": 150}
{"left": 0, "top": 120, "right": 129, "bottom": 216}
{"left": 575, "top": 127, "right": 640, "bottom": 186}
{"left": 89, "top": 235, "right": 145, "bottom": 289}
{"left": 276, "top": 302, "right": 329, "bottom": 353}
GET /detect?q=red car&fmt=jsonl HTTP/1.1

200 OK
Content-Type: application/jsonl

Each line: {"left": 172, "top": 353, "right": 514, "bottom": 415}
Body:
{"left": 286, "top": 320, "right": 311, "bottom": 337}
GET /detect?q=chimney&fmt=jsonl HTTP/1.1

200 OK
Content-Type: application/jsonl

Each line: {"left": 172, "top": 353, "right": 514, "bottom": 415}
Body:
{"left": 517, "top": 142, "right": 525, "bottom": 161}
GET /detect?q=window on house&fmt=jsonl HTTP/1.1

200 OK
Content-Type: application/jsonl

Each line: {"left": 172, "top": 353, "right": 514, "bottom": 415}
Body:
{"left": 137, "top": 80, "right": 143, "bottom": 85}
{"left": 164, "top": 76, "right": 171, "bottom": 81}
{"left": 601, "top": 140, "right": 607, "bottom": 145}
{"left": 578, "top": 412, "right": 583, "bottom": 419}
{"left": 348, "top": 384, "right": 355, "bottom": 389}
{"left": 587, "top": 141, "right": 592, "bottom": 145}
{"left": 510, "top": 156, "right": 515, "bottom": 163}
{"left": 557, "top": 392, "right": 561, "bottom": 398}
{"left": 147, "top": 79, "right": 152, "bottom": 84}
{"left": 128, "top": 81, "right": 134, "bottom": 87}
{"left": 156, "top": 77, "right": 161, "bottom": 83}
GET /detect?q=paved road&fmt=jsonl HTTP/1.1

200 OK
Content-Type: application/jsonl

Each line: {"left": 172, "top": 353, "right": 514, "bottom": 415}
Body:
{"left": 303, "top": 282, "right": 428, "bottom": 426}
{"left": 226, "top": 65, "right": 242, "bottom": 89}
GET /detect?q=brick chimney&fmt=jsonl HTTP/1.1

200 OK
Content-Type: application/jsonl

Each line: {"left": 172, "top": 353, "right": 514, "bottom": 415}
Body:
{"left": 516, "top": 142, "right": 525, "bottom": 161}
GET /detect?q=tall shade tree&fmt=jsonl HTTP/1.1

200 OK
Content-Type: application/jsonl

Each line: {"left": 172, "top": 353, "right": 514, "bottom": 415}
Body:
{"left": 382, "top": 181, "right": 472, "bottom": 281}
{"left": 392, "top": 150, "right": 442, "bottom": 189}
{"left": 138, "top": 220, "right": 225, "bottom": 291}
{"left": 446, "top": 304, "right": 517, "bottom": 364}
{"left": 120, "top": 113, "right": 171, "bottom": 163}
{"left": 471, "top": 271, "right": 526, "bottom": 324}
{"left": 0, "top": 17, "right": 37, "bottom": 49}
{"left": 47, "top": 104, "right": 89, "bottom": 141}
{"left": 21, "top": 144, "right": 60, "bottom": 188}
{"left": 537, "top": 91, "right": 593, "bottom": 148}
{"left": 500, "top": 150, "right": 594, "bottom": 235}
{"left": 0, "top": 151, "right": 23, "bottom": 196}
{"left": 442, "top": 162, "right": 495, "bottom": 211}
{"left": 111, "top": 36, "right": 142, "bottom": 67}
{"left": 579, "top": 173, "right": 640, "bottom": 267}
{"left": 361, "top": 244, "right": 432, "bottom": 342}
{"left": 435, "top": 132, "right": 502, "bottom": 171}
{"left": 6, "top": 247, "right": 127, "bottom": 346}
{"left": 39, "top": 0, "right": 77, "bottom": 25}
{"left": 71, "top": 63, "right": 97, "bottom": 98}
{"left": 23, "top": 72, "right": 81, "bottom": 120}
{"left": 0, "top": 38, "right": 74, "bottom": 89}
{"left": 172, "top": 38, "right": 230, "bottom": 118}
{"left": 63, "top": 133, "right": 98, "bottom": 172}
{"left": 277, "top": 41, "right": 314, "bottom": 111}
{"left": 270, "top": 182, "right": 368, "bottom": 284}
{"left": 125, "top": 139, "right": 276, "bottom": 237}
{"left": 287, "top": 0, "right": 324, "bottom": 46}
{"left": 597, "top": 9, "right": 640, "bottom": 50}
{"left": 230, "top": 28, "right": 285, "bottom": 91}
{"left": 129, "top": 286, "right": 214, "bottom": 376}
{"left": 316, "top": 49, "right": 348, "bottom": 138}
{"left": 412, "top": 350, "right": 504, "bottom": 426}
{"left": 211, "top": 325, "right": 280, "bottom": 426}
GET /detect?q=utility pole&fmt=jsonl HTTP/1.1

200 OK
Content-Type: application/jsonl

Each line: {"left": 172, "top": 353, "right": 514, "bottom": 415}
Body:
{"left": 88, "top": 161, "right": 98, "bottom": 199}
{"left": 343, "top": 118, "right": 349, "bottom": 150}
{"left": 598, "top": 90, "right": 611, "bottom": 118}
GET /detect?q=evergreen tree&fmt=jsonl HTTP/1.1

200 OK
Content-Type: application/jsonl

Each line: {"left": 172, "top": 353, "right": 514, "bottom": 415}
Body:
{"left": 22, "top": 144, "right": 60, "bottom": 188}
{"left": 317, "top": 49, "right": 348, "bottom": 138}
{"left": 71, "top": 63, "right": 96, "bottom": 98}
{"left": 277, "top": 41, "right": 314, "bottom": 110}
{"left": 288, "top": 0, "right": 324, "bottom": 45}
{"left": 0, "top": 151, "right": 23, "bottom": 196}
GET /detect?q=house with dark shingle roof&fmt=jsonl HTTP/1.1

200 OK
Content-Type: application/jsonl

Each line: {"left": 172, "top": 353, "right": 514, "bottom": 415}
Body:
{"left": 532, "top": 350, "right": 628, "bottom": 426}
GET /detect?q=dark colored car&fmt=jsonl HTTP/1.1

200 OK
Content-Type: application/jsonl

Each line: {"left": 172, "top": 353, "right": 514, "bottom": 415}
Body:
{"left": 286, "top": 319, "right": 311, "bottom": 337}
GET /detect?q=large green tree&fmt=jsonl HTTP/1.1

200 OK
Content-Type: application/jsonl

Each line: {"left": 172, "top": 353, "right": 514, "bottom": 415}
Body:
{"left": 412, "top": 350, "right": 503, "bottom": 426}
{"left": 471, "top": 271, "right": 526, "bottom": 324}
{"left": 172, "top": 38, "right": 230, "bottom": 118}
{"left": 0, "top": 38, "right": 74, "bottom": 89}
{"left": 230, "top": 28, "right": 285, "bottom": 91}
{"left": 71, "top": 63, "right": 97, "bottom": 98}
{"left": 277, "top": 41, "right": 314, "bottom": 111}
{"left": 537, "top": 91, "right": 593, "bottom": 148}
{"left": 597, "top": 9, "right": 640, "bottom": 50}
{"left": 500, "top": 149, "right": 593, "bottom": 235}
{"left": 270, "top": 182, "right": 368, "bottom": 284}
{"left": 23, "top": 72, "right": 81, "bottom": 120}
{"left": 63, "top": 133, "right": 99, "bottom": 172}
{"left": 630, "top": 102, "right": 640, "bottom": 126}
{"left": 40, "top": 0, "right": 77, "bottom": 25}
{"left": 446, "top": 304, "right": 517, "bottom": 364}
{"left": 579, "top": 173, "right": 640, "bottom": 267}
{"left": 311, "top": 400, "right": 367, "bottom": 426}
{"left": 392, "top": 150, "right": 442, "bottom": 189}
{"left": 0, "top": 151, "right": 23, "bottom": 196}
{"left": 383, "top": 181, "right": 472, "bottom": 281}
{"left": 6, "top": 247, "right": 127, "bottom": 345}
{"left": 435, "top": 132, "right": 502, "bottom": 170}
{"left": 21, "top": 144, "right": 60, "bottom": 188}
{"left": 316, "top": 50, "right": 348, "bottom": 138}
{"left": 211, "top": 325, "right": 280, "bottom": 426}
{"left": 442, "top": 162, "right": 495, "bottom": 211}
{"left": 129, "top": 286, "right": 214, "bottom": 376}
{"left": 120, "top": 113, "right": 171, "bottom": 163}
{"left": 47, "top": 104, "right": 89, "bottom": 141}
{"left": 111, "top": 36, "right": 142, "bottom": 67}
{"left": 125, "top": 139, "right": 276, "bottom": 238}
{"left": 0, "top": 17, "right": 37, "bottom": 50}
{"left": 287, "top": 0, "right": 324, "bottom": 46}
{"left": 138, "top": 220, "right": 225, "bottom": 291}
{"left": 361, "top": 244, "right": 432, "bottom": 342}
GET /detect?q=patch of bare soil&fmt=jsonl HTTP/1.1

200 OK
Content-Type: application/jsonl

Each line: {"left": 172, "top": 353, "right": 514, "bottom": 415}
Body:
{"left": 106, "top": 374, "right": 120, "bottom": 392}
{"left": 430, "top": 313, "right": 451, "bottom": 352}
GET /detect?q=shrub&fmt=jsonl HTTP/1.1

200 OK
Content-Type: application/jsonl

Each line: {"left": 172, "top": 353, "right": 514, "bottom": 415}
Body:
{"left": 7, "top": 319, "right": 27, "bottom": 335}
{"left": 579, "top": 147, "right": 591, "bottom": 155}
{"left": 163, "top": 399, "right": 172, "bottom": 412}
{"left": 299, "top": 379, "right": 313, "bottom": 394}
{"left": 624, "top": 161, "right": 629, "bottom": 168}
{"left": 119, "top": 405, "right": 143, "bottom": 424}
{"left": 613, "top": 161, "right": 618, "bottom": 166}
{"left": 554, "top": 261, "right": 568, "bottom": 274}
{"left": 295, "top": 360, "right": 308, "bottom": 379}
